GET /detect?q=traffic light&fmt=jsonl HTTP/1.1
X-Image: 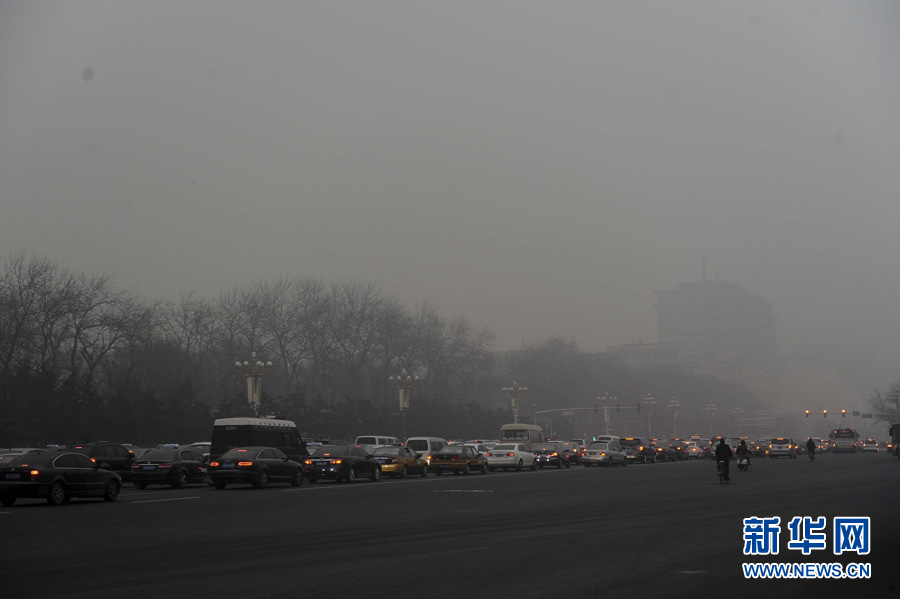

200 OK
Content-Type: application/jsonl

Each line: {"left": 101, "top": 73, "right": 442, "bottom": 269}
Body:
{"left": 841, "top": 409, "right": 846, "bottom": 417}
{"left": 805, "top": 409, "right": 810, "bottom": 418}
{"left": 823, "top": 409, "right": 828, "bottom": 417}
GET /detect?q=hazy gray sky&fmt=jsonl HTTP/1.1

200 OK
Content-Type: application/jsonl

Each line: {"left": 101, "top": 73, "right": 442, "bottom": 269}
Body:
{"left": 2, "top": 1, "right": 899, "bottom": 390}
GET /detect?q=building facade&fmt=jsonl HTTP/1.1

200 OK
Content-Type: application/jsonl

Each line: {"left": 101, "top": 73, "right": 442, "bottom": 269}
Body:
{"left": 655, "top": 280, "right": 775, "bottom": 397}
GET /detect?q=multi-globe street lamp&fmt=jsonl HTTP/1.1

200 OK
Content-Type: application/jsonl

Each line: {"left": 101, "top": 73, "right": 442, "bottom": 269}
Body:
{"left": 706, "top": 401, "right": 717, "bottom": 437}
{"left": 235, "top": 352, "right": 273, "bottom": 416}
{"left": 389, "top": 368, "right": 418, "bottom": 439}
{"left": 502, "top": 381, "right": 527, "bottom": 424}
{"left": 597, "top": 392, "right": 617, "bottom": 436}
{"left": 642, "top": 394, "right": 656, "bottom": 438}
{"left": 732, "top": 405, "right": 745, "bottom": 436}
{"left": 668, "top": 397, "right": 681, "bottom": 438}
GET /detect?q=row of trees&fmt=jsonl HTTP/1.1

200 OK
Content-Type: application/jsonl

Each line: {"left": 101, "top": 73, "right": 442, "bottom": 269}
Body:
{"left": 0, "top": 253, "right": 760, "bottom": 446}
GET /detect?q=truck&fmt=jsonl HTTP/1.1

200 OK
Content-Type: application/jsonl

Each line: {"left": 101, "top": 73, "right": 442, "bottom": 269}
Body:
{"left": 889, "top": 423, "right": 900, "bottom": 459}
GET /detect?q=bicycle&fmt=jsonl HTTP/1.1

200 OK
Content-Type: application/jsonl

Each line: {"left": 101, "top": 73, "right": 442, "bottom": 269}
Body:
{"left": 808, "top": 450, "right": 815, "bottom": 462}
{"left": 717, "top": 460, "right": 729, "bottom": 484}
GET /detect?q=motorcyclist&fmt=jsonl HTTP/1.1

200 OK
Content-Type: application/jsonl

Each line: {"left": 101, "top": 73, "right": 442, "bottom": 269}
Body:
{"left": 806, "top": 437, "right": 816, "bottom": 460}
{"left": 736, "top": 439, "right": 751, "bottom": 468}
{"left": 715, "top": 437, "right": 733, "bottom": 481}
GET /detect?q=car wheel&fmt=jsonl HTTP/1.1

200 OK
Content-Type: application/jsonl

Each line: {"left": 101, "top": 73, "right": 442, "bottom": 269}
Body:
{"left": 530, "top": 461, "right": 537, "bottom": 471}
{"left": 462, "top": 464, "right": 470, "bottom": 475}
{"left": 481, "top": 463, "right": 488, "bottom": 474}
{"left": 134, "top": 482, "right": 147, "bottom": 490}
{"left": 371, "top": 467, "right": 381, "bottom": 482}
{"left": 642, "top": 456, "right": 647, "bottom": 464}
{"left": 291, "top": 469, "right": 303, "bottom": 487}
{"left": 399, "top": 466, "right": 407, "bottom": 479}
{"left": 214, "top": 481, "right": 227, "bottom": 490}
{"left": 173, "top": 470, "right": 188, "bottom": 489}
{"left": 47, "top": 481, "right": 66, "bottom": 506}
{"left": 420, "top": 467, "right": 428, "bottom": 478}
{"left": 347, "top": 467, "right": 357, "bottom": 483}
{"left": 1, "top": 494, "right": 16, "bottom": 506}
{"left": 253, "top": 470, "right": 269, "bottom": 489}
{"left": 516, "top": 460, "right": 523, "bottom": 472}
{"left": 103, "top": 479, "right": 121, "bottom": 502}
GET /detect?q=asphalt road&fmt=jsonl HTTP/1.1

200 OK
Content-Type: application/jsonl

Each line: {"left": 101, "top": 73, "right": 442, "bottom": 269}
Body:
{"left": 2, "top": 453, "right": 898, "bottom": 599}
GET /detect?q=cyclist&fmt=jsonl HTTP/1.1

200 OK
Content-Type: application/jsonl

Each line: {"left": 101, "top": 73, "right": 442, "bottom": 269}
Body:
{"left": 806, "top": 437, "right": 816, "bottom": 461}
{"left": 714, "top": 437, "right": 733, "bottom": 482}
{"left": 735, "top": 439, "right": 751, "bottom": 469}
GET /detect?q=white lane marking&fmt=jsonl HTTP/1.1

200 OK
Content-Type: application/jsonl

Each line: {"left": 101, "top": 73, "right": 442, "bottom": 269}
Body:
{"left": 676, "top": 571, "right": 707, "bottom": 575}
{"left": 131, "top": 497, "right": 201, "bottom": 504}
{"left": 433, "top": 490, "right": 494, "bottom": 493}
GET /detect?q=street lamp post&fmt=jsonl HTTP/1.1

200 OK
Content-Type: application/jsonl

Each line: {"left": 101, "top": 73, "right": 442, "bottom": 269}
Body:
{"left": 235, "top": 352, "right": 273, "bottom": 416}
{"left": 706, "top": 401, "right": 717, "bottom": 437}
{"left": 642, "top": 394, "right": 656, "bottom": 438}
{"left": 389, "top": 368, "right": 418, "bottom": 440}
{"left": 732, "top": 405, "right": 744, "bottom": 437}
{"left": 597, "top": 393, "right": 617, "bottom": 436}
{"left": 668, "top": 397, "right": 681, "bottom": 438}
{"left": 502, "top": 381, "right": 527, "bottom": 424}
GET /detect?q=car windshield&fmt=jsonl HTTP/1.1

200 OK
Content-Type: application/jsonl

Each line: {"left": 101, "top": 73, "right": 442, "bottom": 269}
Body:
{"left": 220, "top": 448, "right": 259, "bottom": 459}
{"left": 372, "top": 447, "right": 400, "bottom": 457}
{"left": 435, "top": 446, "right": 463, "bottom": 455}
{"left": 311, "top": 446, "right": 350, "bottom": 457}
{"left": 588, "top": 443, "right": 609, "bottom": 450}
{"left": 619, "top": 439, "right": 643, "bottom": 447}
{"left": 772, "top": 439, "right": 789, "bottom": 444}
{"left": 535, "top": 446, "right": 557, "bottom": 452}
{"left": 491, "top": 444, "right": 516, "bottom": 451}
{"left": 140, "top": 449, "right": 178, "bottom": 460}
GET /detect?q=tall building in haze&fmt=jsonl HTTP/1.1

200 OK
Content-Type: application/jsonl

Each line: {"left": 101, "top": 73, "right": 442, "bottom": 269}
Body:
{"left": 655, "top": 280, "right": 775, "bottom": 398}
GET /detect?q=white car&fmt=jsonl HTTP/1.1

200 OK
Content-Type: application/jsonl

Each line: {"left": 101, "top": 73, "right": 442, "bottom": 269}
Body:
{"left": 862, "top": 439, "right": 879, "bottom": 452}
{"left": 486, "top": 443, "right": 537, "bottom": 471}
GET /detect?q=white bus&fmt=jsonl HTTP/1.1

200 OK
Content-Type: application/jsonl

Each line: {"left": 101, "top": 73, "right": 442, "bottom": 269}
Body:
{"left": 498, "top": 424, "right": 544, "bottom": 451}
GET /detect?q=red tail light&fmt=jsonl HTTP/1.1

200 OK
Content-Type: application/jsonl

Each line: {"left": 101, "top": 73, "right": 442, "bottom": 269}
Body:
{"left": 506, "top": 452, "right": 515, "bottom": 457}
{"left": 237, "top": 461, "right": 253, "bottom": 467}
{"left": 209, "top": 461, "right": 220, "bottom": 467}
{"left": 158, "top": 463, "right": 172, "bottom": 469}
{"left": 30, "top": 470, "right": 40, "bottom": 481}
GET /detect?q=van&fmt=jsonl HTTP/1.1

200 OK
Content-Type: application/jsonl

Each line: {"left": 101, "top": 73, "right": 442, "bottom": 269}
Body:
{"left": 405, "top": 437, "right": 448, "bottom": 464}
{"left": 211, "top": 417, "right": 307, "bottom": 462}
{"left": 354, "top": 435, "right": 400, "bottom": 448}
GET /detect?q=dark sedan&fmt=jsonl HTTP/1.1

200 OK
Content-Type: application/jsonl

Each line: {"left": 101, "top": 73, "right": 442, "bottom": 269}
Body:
{"left": 130, "top": 448, "right": 207, "bottom": 489}
{"left": 208, "top": 447, "right": 303, "bottom": 489}
{"left": 534, "top": 443, "right": 570, "bottom": 469}
{"left": 0, "top": 451, "right": 121, "bottom": 506}
{"left": 650, "top": 438, "right": 678, "bottom": 462}
{"left": 302, "top": 445, "right": 382, "bottom": 483}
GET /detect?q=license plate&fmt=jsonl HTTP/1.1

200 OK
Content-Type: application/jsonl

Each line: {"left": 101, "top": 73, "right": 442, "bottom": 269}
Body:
{"left": 377, "top": 459, "right": 387, "bottom": 464}
{"left": 222, "top": 463, "right": 235, "bottom": 469}
{"left": 4, "top": 473, "right": 21, "bottom": 480}
{"left": 142, "top": 465, "right": 156, "bottom": 470}
{"left": 315, "top": 461, "right": 328, "bottom": 466}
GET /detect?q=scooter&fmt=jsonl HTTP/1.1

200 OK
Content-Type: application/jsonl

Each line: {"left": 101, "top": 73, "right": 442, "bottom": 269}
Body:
{"left": 737, "top": 456, "right": 750, "bottom": 471}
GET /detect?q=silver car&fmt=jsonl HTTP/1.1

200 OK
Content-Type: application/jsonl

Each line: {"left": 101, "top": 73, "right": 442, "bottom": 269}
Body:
{"left": 582, "top": 441, "right": 627, "bottom": 467}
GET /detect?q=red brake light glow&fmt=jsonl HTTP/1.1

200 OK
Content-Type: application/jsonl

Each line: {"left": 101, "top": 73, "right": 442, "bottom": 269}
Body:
{"left": 237, "top": 461, "right": 253, "bottom": 467}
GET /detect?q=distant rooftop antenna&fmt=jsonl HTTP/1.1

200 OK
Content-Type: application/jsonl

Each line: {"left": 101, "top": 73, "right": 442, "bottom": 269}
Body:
{"left": 701, "top": 252, "right": 706, "bottom": 282}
